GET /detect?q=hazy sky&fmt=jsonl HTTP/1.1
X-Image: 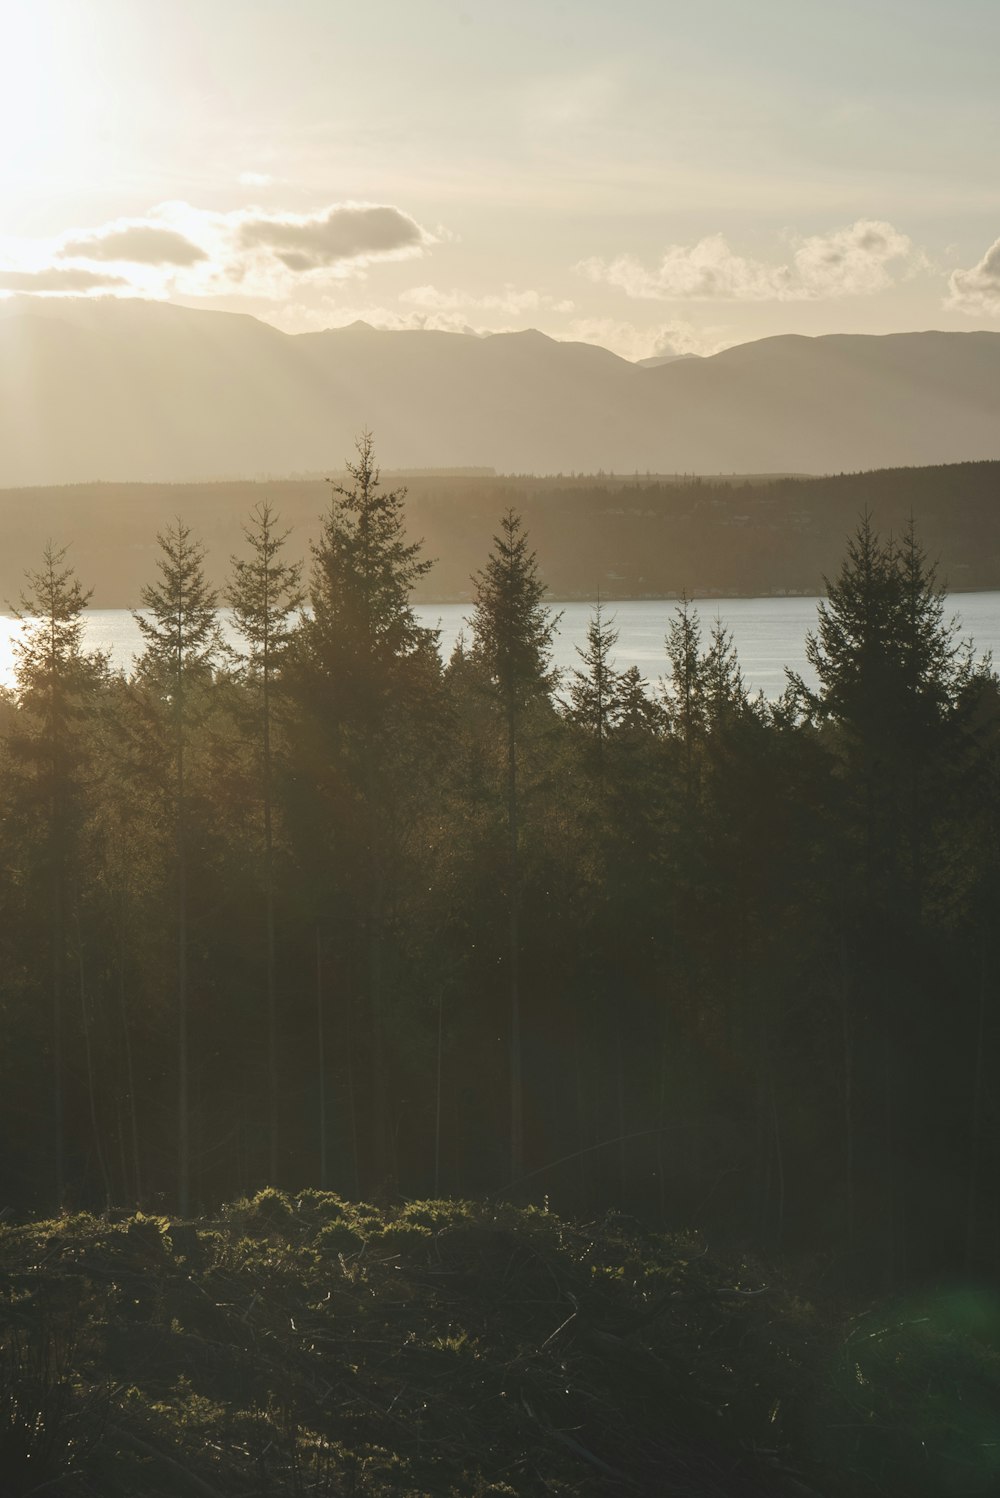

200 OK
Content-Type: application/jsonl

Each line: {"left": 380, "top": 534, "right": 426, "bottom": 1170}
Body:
{"left": 2, "top": 0, "right": 999, "bottom": 358}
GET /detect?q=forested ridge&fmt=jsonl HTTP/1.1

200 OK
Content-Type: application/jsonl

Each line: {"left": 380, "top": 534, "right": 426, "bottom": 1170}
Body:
{"left": 1, "top": 457, "right": 999, "bottom": 606}
{"left": 5, "top": 436, "right": 1000, "bottom": 1492}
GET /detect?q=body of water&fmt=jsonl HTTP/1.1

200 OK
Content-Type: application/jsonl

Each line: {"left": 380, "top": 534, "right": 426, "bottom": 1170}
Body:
{"left": 2, "top": 594, "right": 998, "bottom": 699}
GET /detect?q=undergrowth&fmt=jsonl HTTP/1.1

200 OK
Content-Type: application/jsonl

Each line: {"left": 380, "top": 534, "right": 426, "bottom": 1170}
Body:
{"left": 1, "top": 1194, "right": 999, "bottom": 1495}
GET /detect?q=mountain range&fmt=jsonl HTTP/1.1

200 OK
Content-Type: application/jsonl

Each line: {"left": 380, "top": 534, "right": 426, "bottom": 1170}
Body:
{"left": 1, "top": 298, "right": 999, "bottom": 484}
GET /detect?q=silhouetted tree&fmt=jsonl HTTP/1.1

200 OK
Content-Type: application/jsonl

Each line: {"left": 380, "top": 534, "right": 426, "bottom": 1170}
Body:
{"left": 788, "top": 514, "right": 989, "bottom": 1282}
{"left": 471, "top": 509, "right": 558, "bottom": 1184}
{"left": 612, "top": 665, "right": 664, "bottom": 738}
{"left": 290, "top": 433, "right": 439, "bottom": 1188}
{"left": 8, "top": 543, "right": 98, "bottom": 1208}
{"left": 663, "top": 596, "right": 706, "bottom": 806}
{"left": 228, "top": 502, "right": 304, "bottom": 1185}
{"left": 135, "top": 520, "right": 221, "bottom": 1216}
{"left": 703, "top": 616, "right": 752, "bottom": 730}
{"left": 567, "top": 600, "right": 621, "bottom": 767}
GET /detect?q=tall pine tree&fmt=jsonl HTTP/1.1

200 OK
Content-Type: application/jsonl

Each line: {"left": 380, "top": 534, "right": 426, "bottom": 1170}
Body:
{"left": 471, "top": 509, "right": 558, "bottom": 1185}
{"left": 9, "top": 543, "right": 98, "bottom": 1208}
{"left": 135, "top": 521, "right": 220, "bottom": 1216}
{"left": 228, "top": 502, "right": 304, "bottom": 1185}
{"left": 290, "top": 434, "right": 439, "bottom": 1188}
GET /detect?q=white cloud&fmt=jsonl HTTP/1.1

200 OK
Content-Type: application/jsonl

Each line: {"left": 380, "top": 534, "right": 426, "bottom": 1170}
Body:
{"left": 275, "top": 305, "right": 729, "bottom": 361}
{"left": 245, "top": 297, "right": 482, "bottom": 337}
{"left": 563, "top": 317, "right": 731, "bottom": 361}
{"left": 249, "top": 283, "right": 575, "bottom": 340}
{"left": 60, "top": 221, "right": 207, "bottom": 266}
{"left": 579, "top": 235, "right": 782, "bottom": 302}
{"left": 238, "top": 171, "right": 273, "bottom": 187}
{"left": 237, "top": 202, "right": 433, "bottom": 271}
{"left": 947, "top": 237, "right": 1000, "bottom": 316}
{"left": 0, "top": 198, "right": 439, "bottom": 305}
{"left": 400, "top": 284, "right": 574, "bottom": 316}
{"left": 258, "top": 293, "right": 580, "bottom": 340}
{"left": 0, "top": 267, "right": 127, "bottom": 293}
{"left": 578, "top": 220, "right": 915, "bottom": 303}
{"left": 792, "top": 220, "right": 914, "bottom": 298}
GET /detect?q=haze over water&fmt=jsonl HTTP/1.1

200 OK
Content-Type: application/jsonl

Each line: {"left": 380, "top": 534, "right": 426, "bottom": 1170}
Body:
{"left": 3, "top": 594, "right": 998, "bottom": 699}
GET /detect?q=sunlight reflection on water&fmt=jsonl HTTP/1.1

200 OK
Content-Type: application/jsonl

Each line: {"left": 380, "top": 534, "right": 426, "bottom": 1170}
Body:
{"left": 2, "top": 594, "right": 998, "bottom": 700}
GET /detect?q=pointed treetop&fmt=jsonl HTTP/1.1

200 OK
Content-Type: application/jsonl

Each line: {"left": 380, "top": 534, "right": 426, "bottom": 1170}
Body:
{"left": 135, "top": 518, "right": 221, "bottom": 684}
{"left": 227, "top": 501, "right": 304, "bottom": 670}
{"left": 794, "top": 510, "right": 967, "bottom": 731}
{"left": 11, "top": 540, "right": 95, "bottom": 700}
{"left": 567, "top": 599, "right": 621, "bottom": 744}
{"left": 308, "top": 431, "right": 435, "bottom": 664}
{"left": 470, "top": 508, "right": 559, "bottom": 702}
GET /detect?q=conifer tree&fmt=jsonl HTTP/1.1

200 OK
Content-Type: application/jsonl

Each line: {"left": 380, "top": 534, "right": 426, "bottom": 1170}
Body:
{"left": 612, "top": 665, "right": 664, "bottom": 737}
{"left": 9, "top": 543, "right": 97, "bottom": 1208}
{"left": 302, "top": 431, "right": 434, "bottom": 722}
{"left": 793, "top": 512, "right": 903, "bottom": 739}
{"left": 567, "top": 600, "right": 621, "bottom": 765}
{"left": 228, "top": 503, "right": 304, "bottom": 1185}
{"left": 663, "top": 596, "right": 706, "bottom": 805}
{"left": 791, "top": 512, "right": 969, "bottom": 906}
{"left": 790, "top": 513, "right": 979, "bottom": 1283}
{"left": 292, "top": 433, "right": 438, "bottom": 1187}
{"left": 703, "top": 617, "right": 750, "bottom": 729}
{"left": 135, "top": 520, "right": 220, "bottom": 1216}
{"left": 471, "top": 509, "right": 558, "bottom": 1185}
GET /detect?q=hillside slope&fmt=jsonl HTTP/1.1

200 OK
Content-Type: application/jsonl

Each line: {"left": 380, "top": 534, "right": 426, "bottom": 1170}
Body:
{"left": 648, "top": 331, "right": 1000, "bottom": 474}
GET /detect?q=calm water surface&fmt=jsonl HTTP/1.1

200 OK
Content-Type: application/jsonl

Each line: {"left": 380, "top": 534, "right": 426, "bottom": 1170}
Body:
{"left": 2, "top": 595, "right": 999, "bottom": 699}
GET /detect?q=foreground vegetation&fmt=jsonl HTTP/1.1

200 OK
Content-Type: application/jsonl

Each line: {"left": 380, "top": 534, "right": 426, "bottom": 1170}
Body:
{"left": 5, "top": 1192, "right": 1000, "bottom": 1497}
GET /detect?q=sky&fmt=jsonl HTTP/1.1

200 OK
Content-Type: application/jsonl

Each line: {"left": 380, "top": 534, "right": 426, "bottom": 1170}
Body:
{"left": 1, "top": 0, "right": 999, "bottom": 359}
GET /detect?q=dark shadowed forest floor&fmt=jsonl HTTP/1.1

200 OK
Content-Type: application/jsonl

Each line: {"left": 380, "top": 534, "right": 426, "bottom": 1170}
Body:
{"left": 4, "top": 1193, "right": 1000, "bottom": 1496}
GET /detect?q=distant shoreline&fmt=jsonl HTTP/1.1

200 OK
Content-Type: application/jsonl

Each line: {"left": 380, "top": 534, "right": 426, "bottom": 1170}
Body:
{"left": 6, "top": 584, "right": 1000, "bottom": 619}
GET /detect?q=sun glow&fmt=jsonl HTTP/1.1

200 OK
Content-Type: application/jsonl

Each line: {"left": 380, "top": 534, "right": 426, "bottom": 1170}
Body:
{"left": 0, "top": 0, "right": 99, "bottom": 193}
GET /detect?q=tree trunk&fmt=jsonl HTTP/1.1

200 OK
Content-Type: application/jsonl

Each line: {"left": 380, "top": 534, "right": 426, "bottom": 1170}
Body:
{"left": 51, "top": 867, "right": 64, "bottom": 1212}
{"left": 264, "top": 683, "right": 278, "bottom": 1186}
{"left": 616, "top": 1021, "right": 627, "bottom": 1206}
{"left": 842, "top": 997, "right": 855, "bottom": 1260}
{"left": 368, "top": 879, "right": 390, "bottom": 1189}
{"left": 882, "top": 1001, "right": 896, "bottom": 1291}
{"left": 966, "top": 942, "right": 988, "bottom": 1268}
{"left": 656, "top": 1001, "right": 668, "bottom": 1224}
{"left": 507, "top": 696, "right": 523, "bottom": 1187}
{"left": 177, "top": 728, "right": 190, "bottom": 1218}
{"left": 316, "top": 927, "right": 327, "bottom": 1190}
{"left": 117, "top": 918, "right": 143, "bottom": 1207}
{"left": 766, "top": 1032, "right": 785, "bottom": 1249}
{"left": 76, "top": 903, "right": 112, "bottom": 1208}
{"left": 434, "top": 988, "right": 444, "bottom": 1198}
{"left": 574, "top": 1005, "right": 588, "bottom": 1210}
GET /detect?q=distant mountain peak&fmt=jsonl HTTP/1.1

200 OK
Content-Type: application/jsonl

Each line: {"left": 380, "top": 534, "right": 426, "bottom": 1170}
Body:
{"left": 636, "top": 352, "right": 703, "bottom": 368}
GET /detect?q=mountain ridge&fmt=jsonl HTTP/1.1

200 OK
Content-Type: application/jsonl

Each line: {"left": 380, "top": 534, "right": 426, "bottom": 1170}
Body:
{"left": 0, "top": 299, "right": 998, "bottom": 484}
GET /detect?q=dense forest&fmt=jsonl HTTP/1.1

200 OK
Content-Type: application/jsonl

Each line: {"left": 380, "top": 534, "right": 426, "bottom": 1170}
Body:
{"left": 1, "top": 457, "right": 999, "bottom": 606}
{"left": 2, "top": 435, "right": 1000, "bottom": 1299}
